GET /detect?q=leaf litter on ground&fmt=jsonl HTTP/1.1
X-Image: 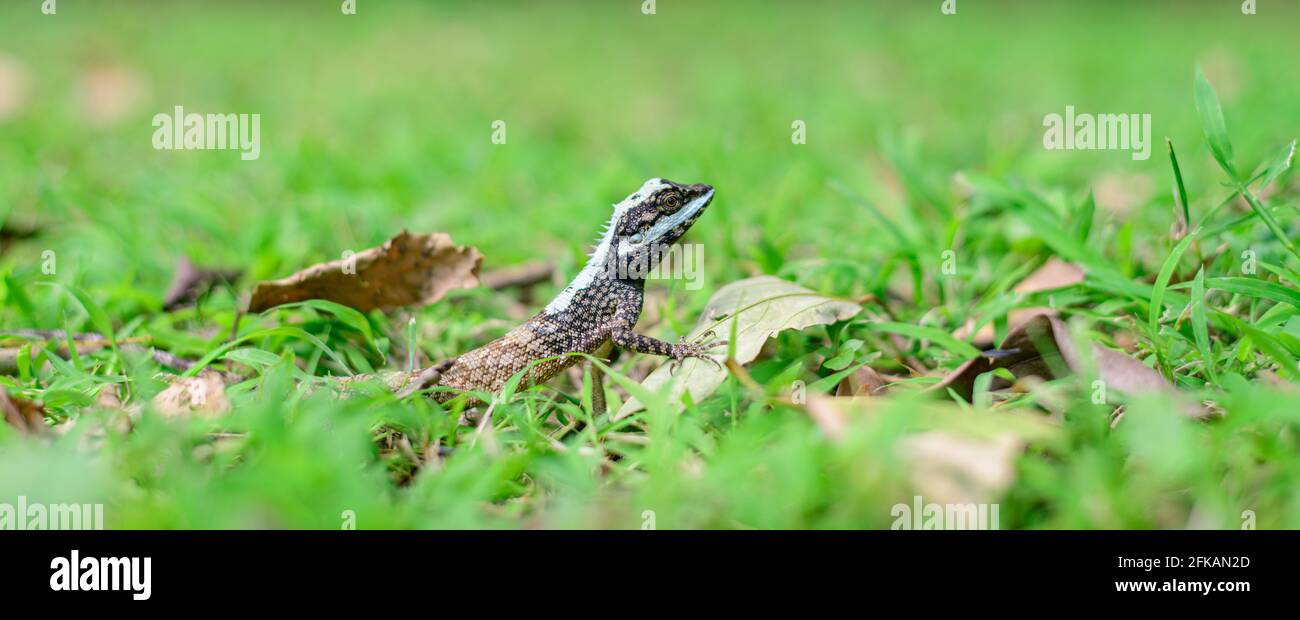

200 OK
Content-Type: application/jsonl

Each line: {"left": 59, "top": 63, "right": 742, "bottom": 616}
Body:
{"left": 248, "top": 231, "right": 482, "bottom": 313}
{"left": 617, "top": 276, "right": 860, "bottom": 418}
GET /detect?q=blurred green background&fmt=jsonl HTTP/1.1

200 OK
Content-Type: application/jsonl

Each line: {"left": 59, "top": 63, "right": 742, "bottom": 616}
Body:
{"left": 1, "top": 1, "right": 1298, "bottom": 529}
{"left": 5, "top": 1, "right": 1298, "bottom": 287}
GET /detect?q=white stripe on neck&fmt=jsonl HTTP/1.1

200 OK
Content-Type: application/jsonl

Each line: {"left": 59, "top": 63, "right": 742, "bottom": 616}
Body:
{"left": 544, "top": 178, "right": 667, "bottom": 314}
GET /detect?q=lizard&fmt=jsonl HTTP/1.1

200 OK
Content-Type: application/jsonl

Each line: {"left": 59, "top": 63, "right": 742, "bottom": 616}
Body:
{"left": 404, "top": 177, "right": 724, "bottom": 407}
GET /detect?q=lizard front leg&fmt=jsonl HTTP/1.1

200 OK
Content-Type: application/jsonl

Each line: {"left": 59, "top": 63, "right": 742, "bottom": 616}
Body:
{"left": 609, "top": 299, "right": 724, "bottom": 369}
{"left": 585, "top": 340, "right": 614, "bottom": 416}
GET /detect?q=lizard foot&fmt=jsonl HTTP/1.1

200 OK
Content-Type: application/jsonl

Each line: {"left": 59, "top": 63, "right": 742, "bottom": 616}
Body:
{"left": 669, "top": 334, "right": 727, "bottom": 374}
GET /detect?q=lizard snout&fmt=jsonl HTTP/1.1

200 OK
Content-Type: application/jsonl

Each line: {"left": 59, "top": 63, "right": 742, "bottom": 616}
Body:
{"left": 685, "top": 183, "right": 713, "bottom": 195}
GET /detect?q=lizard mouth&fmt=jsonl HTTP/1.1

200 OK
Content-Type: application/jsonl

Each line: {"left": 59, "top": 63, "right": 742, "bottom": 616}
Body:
{"left": 619, "top": 187, "right": 713, "bottom": 253}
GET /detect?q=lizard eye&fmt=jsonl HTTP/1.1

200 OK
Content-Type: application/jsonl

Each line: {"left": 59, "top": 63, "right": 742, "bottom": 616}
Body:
{"left": 661, "top": 192, "right": 682, "bottom": 211}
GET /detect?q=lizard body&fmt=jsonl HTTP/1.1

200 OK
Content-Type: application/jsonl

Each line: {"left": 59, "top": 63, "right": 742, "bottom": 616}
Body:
{"left": 429, "top": 178, "right": 720, "bottom": 404}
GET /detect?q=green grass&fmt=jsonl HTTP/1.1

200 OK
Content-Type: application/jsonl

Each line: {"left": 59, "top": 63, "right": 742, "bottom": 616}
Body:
{"left": 2, "top": 0, "right": 1299, "bottom": 529}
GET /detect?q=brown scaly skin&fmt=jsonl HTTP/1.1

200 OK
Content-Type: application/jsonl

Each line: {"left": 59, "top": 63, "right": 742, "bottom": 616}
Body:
{"left": 428, "top": 178, "right": 722, "bottom": 405}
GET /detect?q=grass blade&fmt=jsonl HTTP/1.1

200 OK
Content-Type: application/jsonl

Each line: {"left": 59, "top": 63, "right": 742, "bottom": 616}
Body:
{"left": 1206, "top": 276, "right": 1300, "bottom": 310}
{"left": 1236, "top": 186, "right": 1300, "bottom": 262}
{"left": 1071, "top": 190, "right": 1095, "bottom": 243}
{"left": 1149, "top": 233, "right": 1197, "bottom": 339}
{"left": 1190, "top": 268, "right": 1217, "bottom": 383}
{"left": 1227, "top": 316, "right": 1300, "bottom": 380}
{"left": 187, "top": 326, "right": 351, "bottom": 377}
{"left": 1166, "top": 138, "right": 1191, "bottom": 228}
{"left": 865, "top": 321, "right": 982, "bottom": 359}
{"left": 266, "top": 299, "right": 377, "bottom": 350}
{"left": 1258, "top": 139, "right": 1296, "bottom": 190}
{"left": 1193, "top": 66, "right": 1237, "bottom": 178}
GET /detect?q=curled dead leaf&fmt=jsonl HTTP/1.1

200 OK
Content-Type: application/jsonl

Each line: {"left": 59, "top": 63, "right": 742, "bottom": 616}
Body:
{"left": 152, "top": 371, "right": 230, "bottom": 419}
{"left": 248, "top": 231, "right": 482, "bottom": 313}
{"left": 933, "top": 314, "right": 1176, "bottom": 407}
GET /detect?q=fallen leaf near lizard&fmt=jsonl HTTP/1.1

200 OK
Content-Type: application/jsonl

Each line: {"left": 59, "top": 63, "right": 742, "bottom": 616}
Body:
{"left": 1, "top": 388, "right": 47, "bottom": 436}
{"left": 152, "top": 372, "right": 230, "bottom": 419}
{"left": 618, "top": 276, "right": 860, "bottom": 418}
{"left": 248, "top": 231, "right": 482, "bottom": 313}
{"left": 932, "top": 314, "right": 1176, "bottom": 406}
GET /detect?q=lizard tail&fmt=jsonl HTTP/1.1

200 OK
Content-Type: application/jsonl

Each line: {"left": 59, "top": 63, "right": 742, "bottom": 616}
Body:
{"left": 394, "top": 358, "right": 457, "bottom": 400}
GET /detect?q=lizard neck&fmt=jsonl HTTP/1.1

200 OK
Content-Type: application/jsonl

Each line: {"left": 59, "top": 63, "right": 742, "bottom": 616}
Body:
{"left": 544, "top": 209, "right": 636, "bottom": 315}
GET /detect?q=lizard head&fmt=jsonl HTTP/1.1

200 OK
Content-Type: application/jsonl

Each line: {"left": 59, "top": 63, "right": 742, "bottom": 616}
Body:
{"left": 543, "top": 178, "right": 714, "bottom": 313}
{"left": 611, "top": 178, "right": 714, "bottom": 255}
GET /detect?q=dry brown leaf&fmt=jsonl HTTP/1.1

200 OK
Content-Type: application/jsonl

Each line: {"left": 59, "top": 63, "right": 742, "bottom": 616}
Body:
{"left": 932, "top": 314, "right": 1175, "bottom": 405}
{"left": 152, "top": 372, "right": 230, "bottom": 419}
{"left": 1013, "top": 258, "right": 1084, "bottom": 294}
{"left": 248, "top": 231, "right": 482, "bottom": 313}
{"left": 835, "top": 364, "right": 888, "bottom": 397}
{"left": 1, "top": 388, "right": 47, "bottom": 435}
{"left": 901, "top": 431, "right": 1022, "bottom": 505}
